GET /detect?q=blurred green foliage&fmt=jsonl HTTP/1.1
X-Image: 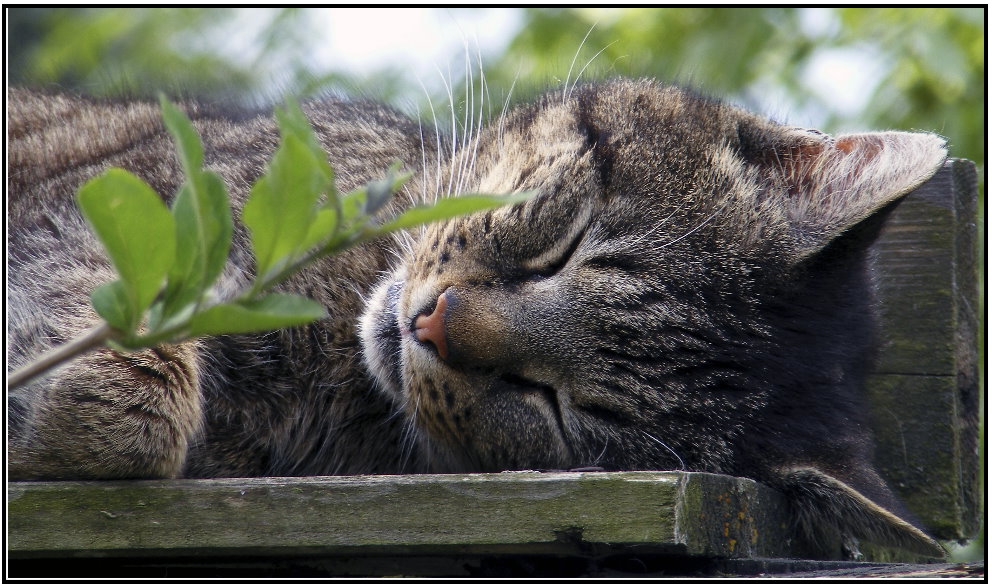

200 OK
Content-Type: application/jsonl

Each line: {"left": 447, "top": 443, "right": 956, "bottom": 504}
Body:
{"left": 9, "top": 7, "right": 983, "bottom": 174}
{"left": 6, "top": 7, "right": 401, "bottom": 104}
{"left": 8, "top": 8, "right": 256, "bottom": 99}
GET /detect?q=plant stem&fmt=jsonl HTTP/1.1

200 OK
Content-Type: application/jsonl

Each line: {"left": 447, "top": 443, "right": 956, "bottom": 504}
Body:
{"left": 7, "top": 323, "right": 115, "bottom": 390}
{"left": 247, "top": 231, "right": 363, "bottom": 302}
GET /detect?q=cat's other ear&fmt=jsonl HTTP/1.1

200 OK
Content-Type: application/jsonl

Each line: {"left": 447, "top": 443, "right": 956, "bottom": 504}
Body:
{"left": 737, "top": 127, "right": 947, "bottom": 261}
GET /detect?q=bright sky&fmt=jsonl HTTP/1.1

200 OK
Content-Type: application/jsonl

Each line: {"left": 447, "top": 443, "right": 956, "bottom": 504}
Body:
{"left": 310, "top": 8, "right": 523, "bottom": 81}
{"left": 220, "top": 7, "right": 524, "bottom": 100}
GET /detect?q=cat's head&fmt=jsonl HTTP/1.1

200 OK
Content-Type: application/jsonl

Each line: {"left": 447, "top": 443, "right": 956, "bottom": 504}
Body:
{"left": 359, "top": 78, "right": 946, "bottom": 474}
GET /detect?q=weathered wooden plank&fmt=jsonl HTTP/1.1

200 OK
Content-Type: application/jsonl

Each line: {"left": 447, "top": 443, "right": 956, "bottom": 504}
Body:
{"left": 865, "top": 159, "right": 981, "bottom": 541}
{"left": 870, "top": 159, "right": 979, "bottom": 377}
{"left": 867, "top": 374, "right": 976, "bottom": 539}
{"left": 7, "top": 472, "right": 807, "bottom": 560}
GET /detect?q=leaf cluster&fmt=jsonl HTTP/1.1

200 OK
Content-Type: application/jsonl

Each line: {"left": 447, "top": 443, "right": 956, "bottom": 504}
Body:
{"left": 77, "top": 97, "right": 530, "bottom": 351}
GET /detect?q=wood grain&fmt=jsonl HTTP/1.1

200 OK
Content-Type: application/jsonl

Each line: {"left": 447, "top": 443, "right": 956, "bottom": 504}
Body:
{"left": 866, "top": 159, "right": 981, "bottom": 539}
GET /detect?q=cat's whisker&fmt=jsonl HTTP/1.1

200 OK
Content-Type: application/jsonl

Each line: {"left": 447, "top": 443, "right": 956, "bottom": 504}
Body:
{"left": 458, "top": 50, "right": 474, "bottom": 197}
{"left": 402, "top": 392, "right": 424, "bottom": 470}
{"left": 450, "top": 9, "right": 483, "bottom": 164}
{"left": 591, "top": 433, "right": 610, "bottom": 467}
{"left": 656, "top": 199, "right": 732, "bottom": 251}
{"left": 384, "top": 236, "right": 409, "bottom": 267}
{"left": 641, "top": 431, "right": 686, "bottom": 471}
{"left": 398, "top": 403, "right": 421, "bottom": 472}
{"left": 614, "top": 196, "right": 693, "bottom": 252}
{"left": 454, "top": 42, "right": 473, "bottom": 198}
{"left": 415, "top": 105, "right": 429, "bottom": 207}
{"left": 434, "top": 63, "right": 458, "bottom": 199}
{"left": 415, "top": 75, "right": 444, "bottom": 204}
{"left": 479, "top": 44, "right": 493, "bottom": 126}
{"left": 567, "top": 40, "right": 618, "bottom": 103}
{"left": 465, "top": 48, "right": 488, "bottom": 196}
{"left": 563, "top": 22, "right": 598, "bottom": 106}
{"left": 497, "top": 70, "right": 519, "bottom": 150}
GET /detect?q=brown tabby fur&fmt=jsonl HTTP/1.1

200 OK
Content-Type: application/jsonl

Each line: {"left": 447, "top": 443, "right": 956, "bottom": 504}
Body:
{"left": 6, "top": 80, "right": 946, "bottom": 558}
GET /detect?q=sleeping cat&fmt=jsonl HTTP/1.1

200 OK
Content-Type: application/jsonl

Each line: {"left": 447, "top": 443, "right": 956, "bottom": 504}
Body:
{"left": 7, "top": 79, "right": 947, "bottom": 558}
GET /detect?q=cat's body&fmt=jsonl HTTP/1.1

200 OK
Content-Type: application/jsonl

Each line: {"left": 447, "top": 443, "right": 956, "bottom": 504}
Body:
{"left": 8, "top": 89, "right": 424, "bottom": 478}
{"left": 7, "top": 80, "right": 947, "bottom": 557}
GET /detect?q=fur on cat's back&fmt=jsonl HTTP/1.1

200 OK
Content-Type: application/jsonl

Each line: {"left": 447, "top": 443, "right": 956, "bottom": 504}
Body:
{"left": 6, "top": 80, "right": 947, "bottom": 558}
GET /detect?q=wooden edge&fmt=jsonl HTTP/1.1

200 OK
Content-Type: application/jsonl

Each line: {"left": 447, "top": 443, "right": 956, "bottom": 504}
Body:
{"left": 949, "top": 158, "right": 982, "bottom": 540}
{"left": 9, "top": 471, "right": 815, "bottom": 561}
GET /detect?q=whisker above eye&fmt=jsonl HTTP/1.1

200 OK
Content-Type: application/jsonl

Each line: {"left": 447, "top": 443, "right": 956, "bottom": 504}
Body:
{"left": 568, "top": 40, "right": 618, "bottom": 103}
{"left": 563, "top": 22, "right": 598, "bottom": 106}
{"left": 655, "top": 201, "right": 729, "bottom": 250}
{"left": 416, "top": 76, "right": 444, "bottom": 204}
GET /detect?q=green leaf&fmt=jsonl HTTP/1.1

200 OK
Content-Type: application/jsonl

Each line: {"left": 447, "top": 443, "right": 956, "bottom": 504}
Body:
{"left": 243, "top": 134, "right": 329, "bottom": 281}
{"left": 187, "top": 294, "right": 327, "bottom": 337}
{"left": 158, "top": 97, "right": 233, "bottom": 319}
{"left": 364, "top": 162, "right": 410, "bottom": 216}
{"left": 90, "top": 280, "right": 132, "bottom": 332}
{"left": 243, "top": 100, "right": 338, "bottom": 284}
{"left": 164, "top": 170, "right": 233, "bottom": 316}
{"left": 159, "top": 96, "right": 204, "bottom": 176}
{"left": 77, "top": 169, "right": 176, "bottom": 331}
{"left": 299, "top": 207, "right": 340, "bottom": 252}
{"left": 274, "top": 100, "right": 334, "bottom": 182}
{"left": 377, "top": 192, "right": 536, "bottom": 234}
{"left": 339, "top": 185, "right": 368, "bottom": 223}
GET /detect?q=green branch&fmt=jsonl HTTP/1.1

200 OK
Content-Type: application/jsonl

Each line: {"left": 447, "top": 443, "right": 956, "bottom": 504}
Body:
{"left": 8, "top": 323, "right": 115, "bottom": 389}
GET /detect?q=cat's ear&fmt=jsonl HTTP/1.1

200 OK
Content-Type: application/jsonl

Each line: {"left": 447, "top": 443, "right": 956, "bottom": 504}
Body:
{"left": 742, "top": 129, "right": 947, "bottom": 261}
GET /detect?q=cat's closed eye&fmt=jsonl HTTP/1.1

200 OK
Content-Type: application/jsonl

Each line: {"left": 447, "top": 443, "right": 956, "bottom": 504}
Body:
{"left": 522, "top": 225, "right": 587, "bottom": 280}
{"left": 518, "top": 202, "right": 595, "bottom": 280}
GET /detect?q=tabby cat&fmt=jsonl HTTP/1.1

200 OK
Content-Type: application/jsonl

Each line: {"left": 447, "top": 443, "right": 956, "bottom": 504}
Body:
{"left": 7, "top": 79, "right": 947, "bottom": 558}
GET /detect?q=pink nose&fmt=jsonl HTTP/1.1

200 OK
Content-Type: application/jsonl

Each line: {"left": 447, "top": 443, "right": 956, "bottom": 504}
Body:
{"left": 414, "top": 293, "right": 449, "bottom": 361}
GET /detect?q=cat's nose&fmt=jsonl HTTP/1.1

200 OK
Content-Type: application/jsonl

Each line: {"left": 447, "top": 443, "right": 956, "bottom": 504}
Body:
{"left": 414, "top": 293, "right": 449, "bottom": 361}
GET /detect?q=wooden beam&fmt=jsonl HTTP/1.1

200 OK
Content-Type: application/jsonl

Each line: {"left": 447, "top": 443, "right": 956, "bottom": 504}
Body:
{"left": 866, "top": 159, "right": 982, "bottom": 540}
{"left": 8, "top": 472, "right": 811, "bottom": 560}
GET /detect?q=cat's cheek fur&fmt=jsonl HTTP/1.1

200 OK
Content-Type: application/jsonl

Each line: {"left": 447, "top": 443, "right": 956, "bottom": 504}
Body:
{"left": 358, "top": 278, "right": 407, "bottom": 401}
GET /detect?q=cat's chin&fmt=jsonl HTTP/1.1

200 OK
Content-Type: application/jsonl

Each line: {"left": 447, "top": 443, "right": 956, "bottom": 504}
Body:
{"left": 358, "top": 279, "right": 406, "bottom": 401}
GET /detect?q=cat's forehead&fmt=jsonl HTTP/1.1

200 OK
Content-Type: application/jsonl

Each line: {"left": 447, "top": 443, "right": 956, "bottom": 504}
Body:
{"left": 488, "top": 79, "right": 773, "bottom": 185}
{"left": 535, "top": 80, "right": 742, "bottom": 137}
{"left": 573, "top": 80, "right": 763, "bottom": 153}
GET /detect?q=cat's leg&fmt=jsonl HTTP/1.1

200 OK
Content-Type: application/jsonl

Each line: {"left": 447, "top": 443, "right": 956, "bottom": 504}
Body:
{"left": 7, "top": 257, "right": 204, "bottom": 480}
{"left": 770, "top": 466, "right": 945, "bottom": 559}
{"left": 8, "top": 200, "right": 206, "bottom": 479}
{"left": 8, "top": 339, "right": 203, "bottom": 480}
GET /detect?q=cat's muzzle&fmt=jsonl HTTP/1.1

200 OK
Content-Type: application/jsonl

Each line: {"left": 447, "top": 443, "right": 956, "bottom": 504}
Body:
{"left": 359, "top": 280, "right": 406, "bottom": 399}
